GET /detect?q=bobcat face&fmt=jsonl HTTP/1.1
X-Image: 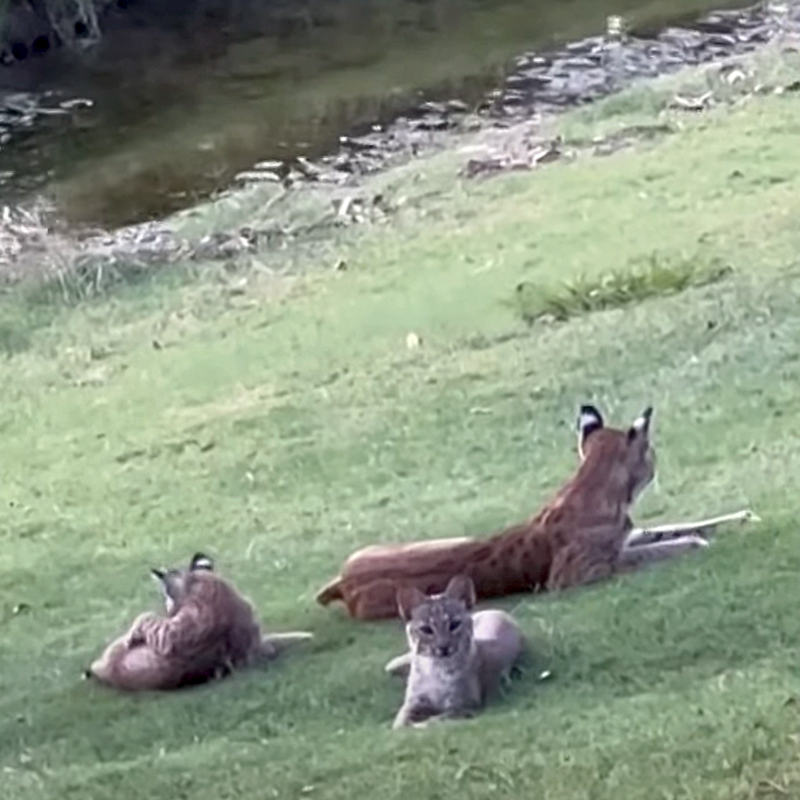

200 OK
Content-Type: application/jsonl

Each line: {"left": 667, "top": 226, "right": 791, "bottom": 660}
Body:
{"left": 397, "top": 576, "right": 476, "bottom": 661}
{"left": 151, "top": 552, "right": 214, "bottom": 615}
{"left": 577, "top": 404, "right": 655, "bottom": 504}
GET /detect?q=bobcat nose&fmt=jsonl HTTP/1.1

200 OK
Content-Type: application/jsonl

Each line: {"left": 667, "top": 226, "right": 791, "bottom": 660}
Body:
{"left": 436, "top": 645, "right": 452, "bottom": 657}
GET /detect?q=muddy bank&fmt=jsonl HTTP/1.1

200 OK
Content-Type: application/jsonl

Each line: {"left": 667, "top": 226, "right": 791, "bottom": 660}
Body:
{"left": 287, "top": 0, "right": 797, "bottom": 186}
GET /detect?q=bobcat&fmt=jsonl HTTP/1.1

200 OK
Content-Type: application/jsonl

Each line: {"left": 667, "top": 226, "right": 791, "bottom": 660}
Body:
{"left": 390, "top": 575, "right": 523, "bottom": 729}
{"left": 316, "top": 405, "right": 757, "bottom": 620}
{"left": 86, "top": 553, "right": 313, "bottom": 691}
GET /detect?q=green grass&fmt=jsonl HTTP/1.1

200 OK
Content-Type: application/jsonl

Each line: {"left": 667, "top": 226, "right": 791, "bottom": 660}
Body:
{"left": 511, "top": 253, "right": 733, "bottom": 323}
{"left": 6, "top": 49, "right": 800, "bottom": 800}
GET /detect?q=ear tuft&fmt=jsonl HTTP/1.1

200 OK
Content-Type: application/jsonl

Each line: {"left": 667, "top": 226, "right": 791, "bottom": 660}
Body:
{"left": 444, "top": 575, "right": 476, "bottom": 609}
{"left": 190, "top": 552, "right": 214, "bottom": 572}
{"left": 396, "top": 585, "right": 427, "bottom": 621}
{"left": 577, "top": 405, "right": 604, "bottom": 458}
{"left": 629, "top": 406, "right": 653, "bottom": 439}
{"left": 577, "top": 405, "right": 604, "bottom": 437}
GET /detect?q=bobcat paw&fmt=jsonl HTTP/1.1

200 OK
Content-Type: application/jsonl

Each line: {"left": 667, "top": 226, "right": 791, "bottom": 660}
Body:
{"left": 411, "top": 715, "right": 448, "bottom": 729}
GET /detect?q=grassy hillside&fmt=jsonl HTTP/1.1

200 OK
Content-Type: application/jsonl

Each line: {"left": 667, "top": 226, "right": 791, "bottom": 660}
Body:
{"left": 4, "top": 47, "right": 800, "bottom": 800}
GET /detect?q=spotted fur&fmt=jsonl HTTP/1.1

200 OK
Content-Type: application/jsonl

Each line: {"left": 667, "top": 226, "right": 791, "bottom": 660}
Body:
{"left": 316, "top": 405, "right": 656, "bottom": 620}
{"left": 391, "top": 576, "right": 523, "bottom": 728}
{"left": 87, "top": 553, "right": 312, "bottom": 691}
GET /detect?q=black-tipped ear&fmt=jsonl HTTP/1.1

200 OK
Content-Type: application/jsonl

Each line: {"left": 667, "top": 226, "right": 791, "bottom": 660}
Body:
{"left": 151, "top": 568, "right": 166, "bottom": 582}
{"left": 577, "top": 405, "right": 604, "bottom": 436}
{"left": 577, "top": 405, "right": 604, "bottom": 457}
{"left": 190, "top": 553, "right": 214, "bottom": 572}
{"left": 628, "top": 406, "right": 653, "bottom": 440}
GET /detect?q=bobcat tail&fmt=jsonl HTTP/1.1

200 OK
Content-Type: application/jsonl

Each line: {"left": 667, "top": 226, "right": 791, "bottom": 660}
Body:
{"left": 258, "top": 631, "right": 314, "bottom": 661}
{"left": 315, "top": 576, "right": 344, "bottom": 606}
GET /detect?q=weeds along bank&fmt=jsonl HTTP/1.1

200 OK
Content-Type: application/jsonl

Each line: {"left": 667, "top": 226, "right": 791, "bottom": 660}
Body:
{"left": 4, "top": 45, "right": 800, "bottom": 800}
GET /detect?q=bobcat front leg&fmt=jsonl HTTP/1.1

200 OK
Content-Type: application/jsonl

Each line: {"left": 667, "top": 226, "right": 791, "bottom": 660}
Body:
{"left": 392, "top": 703, "right": 422, "bottom": 729}
{"left": 624, "top": 509, "right": 758, "bottom": 547}
{"left": 392, "top": 703, "right": 473, "bottom": 729}
{"left": 125, "top": 612, "right": 162, "bottom": 647}
{"left": 385, "top": 652, "right": 412, "bottom": 678}
{"left": 617, "top": 535, "right": 709, "bottom": 570}
{"left": 410, "top": 709, "right": 475, "bottom": 729}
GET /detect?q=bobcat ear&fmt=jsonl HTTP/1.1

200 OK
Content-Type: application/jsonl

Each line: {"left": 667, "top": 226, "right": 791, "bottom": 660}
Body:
{"left": 396, "top": 585, "right": 427, "bottom": 621}
{"left": 151, "top": 569, "right": 171, "bottom": 600}
{"left": 577, "top": 404, "right": 604, "bottom": 458}
{"left": 190, "top": 552, "right": 214, "bottom": 571}
{"left": 628, "top": 406, "right": 653, "bottom": 440}
{"left": 444, "top": 575, "right": 476, "bottom": 609}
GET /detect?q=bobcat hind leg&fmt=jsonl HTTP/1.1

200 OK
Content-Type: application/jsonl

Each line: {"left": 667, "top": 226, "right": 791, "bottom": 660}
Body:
{"left": 624, "top": 509, "right": 758, "bottom": 547}
{"left": 85, "top": 635, "right": 129, "bottom": 682}
{"left": 546, "top": 541, "right": 616, "bottom": 592}
{"left": 617, "top": 535, "right": 709, "bottom": 571}
{"left": 350, "top": 578, "right": 409, "bottom": 621}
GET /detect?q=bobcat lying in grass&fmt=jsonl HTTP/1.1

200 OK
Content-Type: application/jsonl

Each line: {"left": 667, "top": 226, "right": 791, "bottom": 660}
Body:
{"left": 389, "top": 575, "right": 524, "bottom": 729}
{"left": 317, "top": 405, "right": 758, "bottom": 620}
{"left": 87, "top": 553, "right": 313, "bottom": 692}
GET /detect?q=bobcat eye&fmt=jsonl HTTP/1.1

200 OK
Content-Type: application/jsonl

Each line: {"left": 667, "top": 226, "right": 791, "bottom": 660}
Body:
{"left": 448, "top": 619, "right": 461, "bottom": 632}
{"left": 420, "top": 624, "right": 434, "bottom": 636}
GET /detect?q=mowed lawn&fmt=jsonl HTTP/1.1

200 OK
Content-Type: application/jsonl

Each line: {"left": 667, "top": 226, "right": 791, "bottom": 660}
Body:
{"left": 4, "top": 54, "right": 800, "bottom": 800}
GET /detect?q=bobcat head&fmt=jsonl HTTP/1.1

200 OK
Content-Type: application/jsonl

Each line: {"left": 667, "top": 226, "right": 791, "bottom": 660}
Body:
{"left": 576, "top": 404, "right": 655, "bottom": 505}
{"left": 151, "top": 552, "right": 214, "bottom": 615}
{"left": 397, "top": 576, "right": 476, "bottom": 661}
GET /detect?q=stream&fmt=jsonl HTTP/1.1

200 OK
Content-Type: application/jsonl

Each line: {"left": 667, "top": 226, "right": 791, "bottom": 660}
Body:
{"left": 0, "top": 0, "right": 788, "bottom": 230}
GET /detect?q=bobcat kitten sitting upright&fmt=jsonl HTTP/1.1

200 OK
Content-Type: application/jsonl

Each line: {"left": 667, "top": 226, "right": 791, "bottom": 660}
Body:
{"left": 391, "top": 575, "right": 523, "bottom": 729}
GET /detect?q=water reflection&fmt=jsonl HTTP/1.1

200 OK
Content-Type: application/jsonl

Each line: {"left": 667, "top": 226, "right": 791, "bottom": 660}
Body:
{"left": 0, "top": 0, "right": 754, "bottom": 227}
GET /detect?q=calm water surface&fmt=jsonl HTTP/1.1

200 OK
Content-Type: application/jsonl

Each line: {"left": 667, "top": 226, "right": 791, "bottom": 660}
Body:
{"left": 0, "top": 0, "right": 752, "bottom": 227}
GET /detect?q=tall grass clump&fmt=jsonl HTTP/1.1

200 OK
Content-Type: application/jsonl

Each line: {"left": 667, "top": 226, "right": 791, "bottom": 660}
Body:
{"left": 512, "top": 254, "right": 732, "bottom": 324}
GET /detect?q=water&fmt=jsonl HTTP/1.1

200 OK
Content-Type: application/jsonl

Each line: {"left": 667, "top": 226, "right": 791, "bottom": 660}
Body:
{"left": 0, "top": 0, "right": 754, "bottom": 228}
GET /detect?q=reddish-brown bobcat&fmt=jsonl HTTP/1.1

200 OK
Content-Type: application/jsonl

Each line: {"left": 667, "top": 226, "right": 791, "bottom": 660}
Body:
{"left": 316, "top": 405, "right": 756, "bottom": 620}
